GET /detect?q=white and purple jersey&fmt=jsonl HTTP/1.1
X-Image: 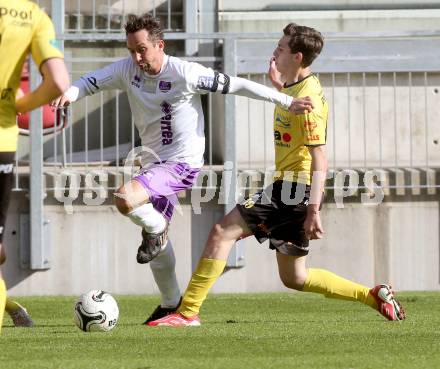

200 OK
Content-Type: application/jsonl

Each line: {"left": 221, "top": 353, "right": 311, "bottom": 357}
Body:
{"left": 66, "top": 54, "right": 294, "bottom": 169}
{"left": 68, "top": 55, "right": 219, "bottom": 168}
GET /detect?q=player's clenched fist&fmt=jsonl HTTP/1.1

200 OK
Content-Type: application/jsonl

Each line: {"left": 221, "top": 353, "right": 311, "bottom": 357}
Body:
{"left": 50, "top": 94, "right": 71, "bottom": 109}
{"left": 289, "top": 96, "right": 314, "bottom": 115}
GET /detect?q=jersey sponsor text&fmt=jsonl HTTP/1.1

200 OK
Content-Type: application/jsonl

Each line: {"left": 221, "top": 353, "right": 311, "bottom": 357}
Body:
{"left": 160, "top": 101, "right": 173, "bottom": 145}
{"left": 0, "top": 6, "right": 32, "bottom": 20}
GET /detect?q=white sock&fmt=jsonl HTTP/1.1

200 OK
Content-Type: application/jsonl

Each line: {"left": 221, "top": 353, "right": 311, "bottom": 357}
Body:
{"left": 149, "top": 240, "right": 181, "bottom": 308}
{"left": 127, "top": 203, "right": 167, "bottom": 233}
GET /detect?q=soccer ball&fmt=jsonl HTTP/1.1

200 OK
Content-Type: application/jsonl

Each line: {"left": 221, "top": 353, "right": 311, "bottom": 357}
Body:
{"left": 73, "top": 290, "right": 119, "bottom": 332}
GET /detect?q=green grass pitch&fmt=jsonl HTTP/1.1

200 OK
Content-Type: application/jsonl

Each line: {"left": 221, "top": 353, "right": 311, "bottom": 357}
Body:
{"left": 1, "top": 292, "right": 440, "bottom": 369}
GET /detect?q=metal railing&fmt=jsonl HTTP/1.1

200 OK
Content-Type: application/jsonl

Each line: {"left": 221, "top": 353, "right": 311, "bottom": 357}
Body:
{"left": 21, "top": 1, "right": 440, "bottom": 269}
{"left": 35, "top": 0, "right": 183, "bottom": 33}
{"left": 238, "top": 71, "right": 440, "bottom": 171}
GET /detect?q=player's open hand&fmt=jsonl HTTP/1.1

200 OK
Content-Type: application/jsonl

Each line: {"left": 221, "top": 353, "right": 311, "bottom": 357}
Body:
{"left": 289, "top": 96, "right": 314, "bottom": 115}
{"left": 303, "top": 210, "right": 324, "bottom": 240}
{"left": 50, "top": 94, "right": 71, "bottom": 110}
{"left": 268, "top": 57, "right": 283, "bottom": 91}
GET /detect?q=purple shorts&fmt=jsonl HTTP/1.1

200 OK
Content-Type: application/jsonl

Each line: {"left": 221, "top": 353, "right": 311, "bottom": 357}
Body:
{"left": 133, "top": 162, "right": 200, "bottom": 221}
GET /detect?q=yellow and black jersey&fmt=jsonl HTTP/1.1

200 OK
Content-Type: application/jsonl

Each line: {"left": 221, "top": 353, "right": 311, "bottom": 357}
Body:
{"left": 0, "top": 0, "right": 63, "bottom": 152}
{"left": 273, "top": 74, "right": 328, "bottom": 185}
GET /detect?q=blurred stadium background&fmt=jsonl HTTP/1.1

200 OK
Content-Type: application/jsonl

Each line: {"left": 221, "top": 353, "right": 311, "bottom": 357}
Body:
{"left": 5, "top": 0, "right": 440, "bottom": 296}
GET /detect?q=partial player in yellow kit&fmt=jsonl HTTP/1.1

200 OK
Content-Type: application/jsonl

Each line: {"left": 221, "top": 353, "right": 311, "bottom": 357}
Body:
{"left": 0, "top": 0, "right": 69, "bottom": 331}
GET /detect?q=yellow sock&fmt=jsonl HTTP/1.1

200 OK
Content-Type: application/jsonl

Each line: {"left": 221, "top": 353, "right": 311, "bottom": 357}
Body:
{"left": 303, "top": 268, "right": 378, "bottom": 309}
{"left": 178, "top": 258, "right": 226, "bottom": 318}
{"left": 5, "top": 298, "right": 21, "bottom": 313}
{"left": 0, "top": 278, "right": 6, "bottom": 334}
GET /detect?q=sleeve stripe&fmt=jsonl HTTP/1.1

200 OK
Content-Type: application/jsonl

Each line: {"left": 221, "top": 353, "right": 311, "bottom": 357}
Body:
{"left": 304, "top": 143, "right": 326, "bottom": 147}
{"left": 211, "top": 71, "right": 219, "bottom": 92}
{"left": 222, "top": 74, "right": 230, "bottom": 94}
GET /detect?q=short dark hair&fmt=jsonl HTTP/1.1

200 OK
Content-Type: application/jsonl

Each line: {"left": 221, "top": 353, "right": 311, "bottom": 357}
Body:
{"left": 283, "top": 23, "right": 324, "bottom": 67}
{"left": 124, "top": 13, "right": 163, "bottom": 43}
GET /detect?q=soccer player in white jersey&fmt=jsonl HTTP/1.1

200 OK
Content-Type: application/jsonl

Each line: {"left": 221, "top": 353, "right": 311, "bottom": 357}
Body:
{"left": 52, "top": 13, "right": 314, "bottom": 324}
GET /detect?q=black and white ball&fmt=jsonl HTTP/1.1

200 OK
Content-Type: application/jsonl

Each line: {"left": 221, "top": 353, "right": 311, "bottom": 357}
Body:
{"left": 73, "top": 290, "right": 119, "bottom": 332}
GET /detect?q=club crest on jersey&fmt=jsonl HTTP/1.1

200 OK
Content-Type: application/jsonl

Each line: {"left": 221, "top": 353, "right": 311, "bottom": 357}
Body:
{"left": 131, "top": 75, "right": 141, "bottom": 88}
{"left": 159, "top": 81, "right": 171, "bottom": 92}
{"left": 275, "top": 114, "right": 291, "bottom": 128}
{"left": 0, "top": 88, "right": 13, "bottom": 101}
{"left": 196, "top": 76, "right": 214, "bottom": 91}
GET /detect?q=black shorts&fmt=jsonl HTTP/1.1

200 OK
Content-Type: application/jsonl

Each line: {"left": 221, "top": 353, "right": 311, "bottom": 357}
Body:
{"left": 0, "top": 152, "right": 15, "bottom": 243}
{"left": 237, "top": 180, "right": 314, "bottom": 256}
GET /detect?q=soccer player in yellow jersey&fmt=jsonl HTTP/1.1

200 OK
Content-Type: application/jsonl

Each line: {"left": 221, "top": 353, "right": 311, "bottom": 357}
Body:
{"left": 148, "top": 23, "right": 407, "bottom": 327}
{"left": 0, "top": 0, "right": 69, "bottom": 331}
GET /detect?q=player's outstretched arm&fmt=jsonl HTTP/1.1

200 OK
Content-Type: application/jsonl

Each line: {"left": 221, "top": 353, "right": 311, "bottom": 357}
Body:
{"left": 51, "top": 61, "right": 125, "bottom": 109}
{"left": 51, "top": 76, "right": 98, "bottom": 109}
{"left": 15, "top": 58, "right": 69, "bottom": 114}
{"left": 225, "top": 75, "right": 313, "bottom": 114}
